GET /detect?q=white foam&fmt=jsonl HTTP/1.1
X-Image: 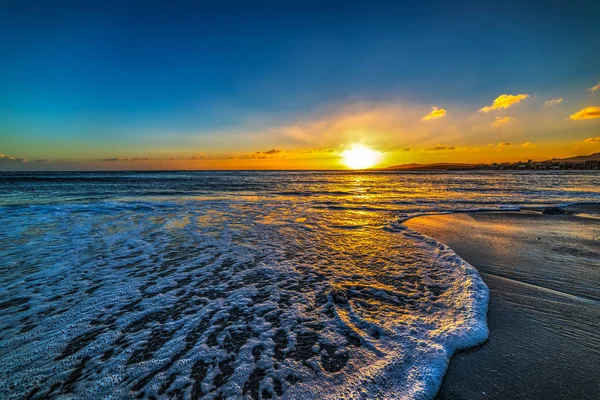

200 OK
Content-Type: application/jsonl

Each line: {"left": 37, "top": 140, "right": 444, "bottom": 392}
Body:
{"left": 0, "top": 200, "right": 488, "bottom": 399}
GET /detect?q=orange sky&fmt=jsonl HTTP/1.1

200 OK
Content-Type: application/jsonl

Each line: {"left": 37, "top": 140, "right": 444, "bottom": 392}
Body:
{"left": 3, "top": 92, "right": 600, "bottom": 170}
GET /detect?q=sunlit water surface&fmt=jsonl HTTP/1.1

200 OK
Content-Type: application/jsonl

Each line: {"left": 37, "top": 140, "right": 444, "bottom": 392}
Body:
{"left": 0, "top": 171, "right": 598, "bottom": 399}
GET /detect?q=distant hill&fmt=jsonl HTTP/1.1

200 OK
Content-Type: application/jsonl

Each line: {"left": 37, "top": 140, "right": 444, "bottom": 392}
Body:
{"left": 378, "top": 152, "right": 600, "bottom": 171}
{"left": 380, "top": 163, "right": 475, "bottom": 171}
{"left": 550, "top": 152, "right": 600, "bottom": 163}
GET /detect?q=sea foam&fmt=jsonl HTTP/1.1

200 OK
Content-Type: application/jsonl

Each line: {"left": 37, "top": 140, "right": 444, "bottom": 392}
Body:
{"left": 0, "top": 200, "right": 488, "bottom": 399}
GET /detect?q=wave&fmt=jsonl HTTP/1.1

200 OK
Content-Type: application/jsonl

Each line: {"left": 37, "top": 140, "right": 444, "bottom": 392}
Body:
{"left": 0, "top": 200, "right": 489, "bottom": 399}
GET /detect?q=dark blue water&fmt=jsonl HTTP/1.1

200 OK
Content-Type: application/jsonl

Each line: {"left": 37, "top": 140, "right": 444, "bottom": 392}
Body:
{"left": 2, "top": 171, "right": 599, "bottom": 212}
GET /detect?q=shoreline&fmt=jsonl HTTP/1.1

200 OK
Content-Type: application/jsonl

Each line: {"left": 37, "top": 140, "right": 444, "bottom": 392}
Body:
{"left": 403, "top": 205, "right": 600, "bottom": 399}
{"left": 398, "top": 201, "right": 600, "bottom": 222}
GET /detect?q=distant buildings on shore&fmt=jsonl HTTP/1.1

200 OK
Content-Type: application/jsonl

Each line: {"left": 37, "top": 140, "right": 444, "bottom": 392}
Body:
{"left": 474, "top": 159, "right": 600, "bottom": 170}
{"left": 380, "top": 153, "right": 600, "bottom": 171}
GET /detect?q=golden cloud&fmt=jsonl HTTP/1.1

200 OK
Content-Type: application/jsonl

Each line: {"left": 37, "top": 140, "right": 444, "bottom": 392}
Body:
{"left": 232, "top": 148, "right": 342, "bottom": 160}
{"left": 522, "top": 142, "right": 536, "bottom": 148}
{"left": 271, "top": 105, "right": 435, "bottom": 149}
{"left": 492, "top": 116, "right": 512, "bottom": 127}
{"left": 424, "top": 145, "right": 455, "bottom": 151}
{"left": 421, "top": 106, "right": 447, "bottom": 121}
{"left": 479, "top": 94, "right": 529, "bottom": 112}
{"left": 262, "top": 149, "right": 282, "bottom": 155}
{"left": 190, "top": 152, "right": 210, "bottom": 160}
{"left": 497, "top": 142, "right": 515, "bottom": 146}
{"left": 250, "top": 101, "right": 579, "bottom": 160}
{"left": 584, "top": 137, "right": 600, "bottom": 143}
{"left": 235, "top": 150, "right": 285, "bottom": 160}
{"left": 569, "top": 106, "right": 600, "bottom": 120}
{"left": 588, "top": 82, "right": 600, "bottom": 93}
{"left": 544, "top": 98, "right": 563, "bottom": 106}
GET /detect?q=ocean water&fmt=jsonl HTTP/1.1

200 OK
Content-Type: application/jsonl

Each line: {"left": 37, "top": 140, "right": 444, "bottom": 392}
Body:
{"left": 0, "top": 171, "right": 598, "bottom": 399}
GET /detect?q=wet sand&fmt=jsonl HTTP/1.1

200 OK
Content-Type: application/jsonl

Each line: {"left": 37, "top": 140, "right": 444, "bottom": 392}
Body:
{"left": 404, "top": 205, "right": 600, "bottom": 400}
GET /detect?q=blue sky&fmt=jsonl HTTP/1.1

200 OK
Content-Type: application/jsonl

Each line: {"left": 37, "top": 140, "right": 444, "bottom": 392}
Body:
{"left": 1, "top": 0, "right": 600, "bottom": 169}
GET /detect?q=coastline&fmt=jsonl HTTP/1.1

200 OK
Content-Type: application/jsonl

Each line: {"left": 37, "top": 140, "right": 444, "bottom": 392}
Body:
{"left": 403, "top": 205, "right": 600, "bottom": 399}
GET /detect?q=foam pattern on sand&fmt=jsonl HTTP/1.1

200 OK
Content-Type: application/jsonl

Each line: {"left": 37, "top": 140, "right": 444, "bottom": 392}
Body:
{"left": 0, "top": 200, "right": 488, "bottom": 399}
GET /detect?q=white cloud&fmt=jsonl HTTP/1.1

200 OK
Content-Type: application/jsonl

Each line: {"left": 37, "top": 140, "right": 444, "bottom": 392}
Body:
{"left": 588, "top": 82, "right": 600, "bottom": 93}
{"left": 544, "top": 98, "right": 563, "bottom": 106}
{"left": 0, "top": 154, "right": 28, "bottom": 163}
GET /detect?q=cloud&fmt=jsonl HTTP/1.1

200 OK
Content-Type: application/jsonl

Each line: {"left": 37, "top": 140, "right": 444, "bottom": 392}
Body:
{"left": 479, "top": 94, "right": 529, "bottom": 112}
{"left": 522, "top": 142, "right": 536, "bottom": 148}
{"left": 0, "top": 154, "right": 28, "bottom": 163}
{"left": 236, "top": 154, "right": 269, "bottom": 160}
{"left": 262, "top": 149, "right": 282, "bottom": 155}
{"left": 234, "top": 149, "right": 287, "bottom": 160}
{"left": 101, "top": 157, "right": 149, "bottom": 162}
{"left": 584, "top": 137, "right": 600, "bottom": 143}
{"left": 190, "top": 153, "right": 209, "bottom": 160}
{"left": 589, "top": 82, "right": 600, "bottom": 93}
{"left": 270, "top": 104, "right": 452, "bottom": 149}
{"left": 240, "top": 100, "right": 585, "bottom": 163}
{"left": 492, "top": 116, "right": 512, "bottom": 127}
{"left": 264, "top": 101, "right": 547, "bottom": 154}
{"left": 421, "top": 106, "right": 447, "bottom": 121}
{"left": 226, "top": 148, "right": 340, "bottom": 161}
{"left": 400, "top": 147, "right": 411, "bottom": 152}
{"left": 35, "top": 158, "right": 52, "bottom": 164}
{"left": 424, "top": 145, "right": 455, "bottom": 151}
{"left": 544, "top": 98, "right": 563, "bottom": 106}
{"left": 569, "top": 106, "right": 600, "bottom": 120}
{"left": 497, "top": 142, "right": 515, "bottom": 146}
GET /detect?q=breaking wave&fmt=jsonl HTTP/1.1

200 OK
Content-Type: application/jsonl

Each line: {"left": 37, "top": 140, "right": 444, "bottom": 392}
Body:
{"left": 0, "top": 200, "right": 488, "bottom": 399}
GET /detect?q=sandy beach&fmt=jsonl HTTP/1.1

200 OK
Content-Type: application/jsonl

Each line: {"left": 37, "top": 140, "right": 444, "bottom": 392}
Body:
{"left": 404, "top": 205, "right": 600, "bottom": 399}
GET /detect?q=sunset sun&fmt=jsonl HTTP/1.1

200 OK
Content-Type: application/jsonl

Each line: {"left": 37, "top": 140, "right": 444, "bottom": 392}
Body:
{"left": 342, "top": 145, "right": 381, "bottom": 169}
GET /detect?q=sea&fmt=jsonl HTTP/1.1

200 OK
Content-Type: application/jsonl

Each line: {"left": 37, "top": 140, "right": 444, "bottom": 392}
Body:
{"left": 1, "top": 171, "right": 599, "bottom": 399}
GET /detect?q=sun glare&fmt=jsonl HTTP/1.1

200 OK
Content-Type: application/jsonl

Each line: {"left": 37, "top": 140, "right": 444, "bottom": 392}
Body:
{"left": 342, "top": 145, "right": 381, "bottom": 169}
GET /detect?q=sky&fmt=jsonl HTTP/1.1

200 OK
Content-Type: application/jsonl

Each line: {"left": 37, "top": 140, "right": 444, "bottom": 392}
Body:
{"left": 1, "top": 0, "right": 600, "bottom": 170}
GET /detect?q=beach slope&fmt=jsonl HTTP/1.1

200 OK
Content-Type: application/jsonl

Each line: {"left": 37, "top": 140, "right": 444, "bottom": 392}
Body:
{"left": 404, "top": 207, "right": 600, "bottom": 400}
